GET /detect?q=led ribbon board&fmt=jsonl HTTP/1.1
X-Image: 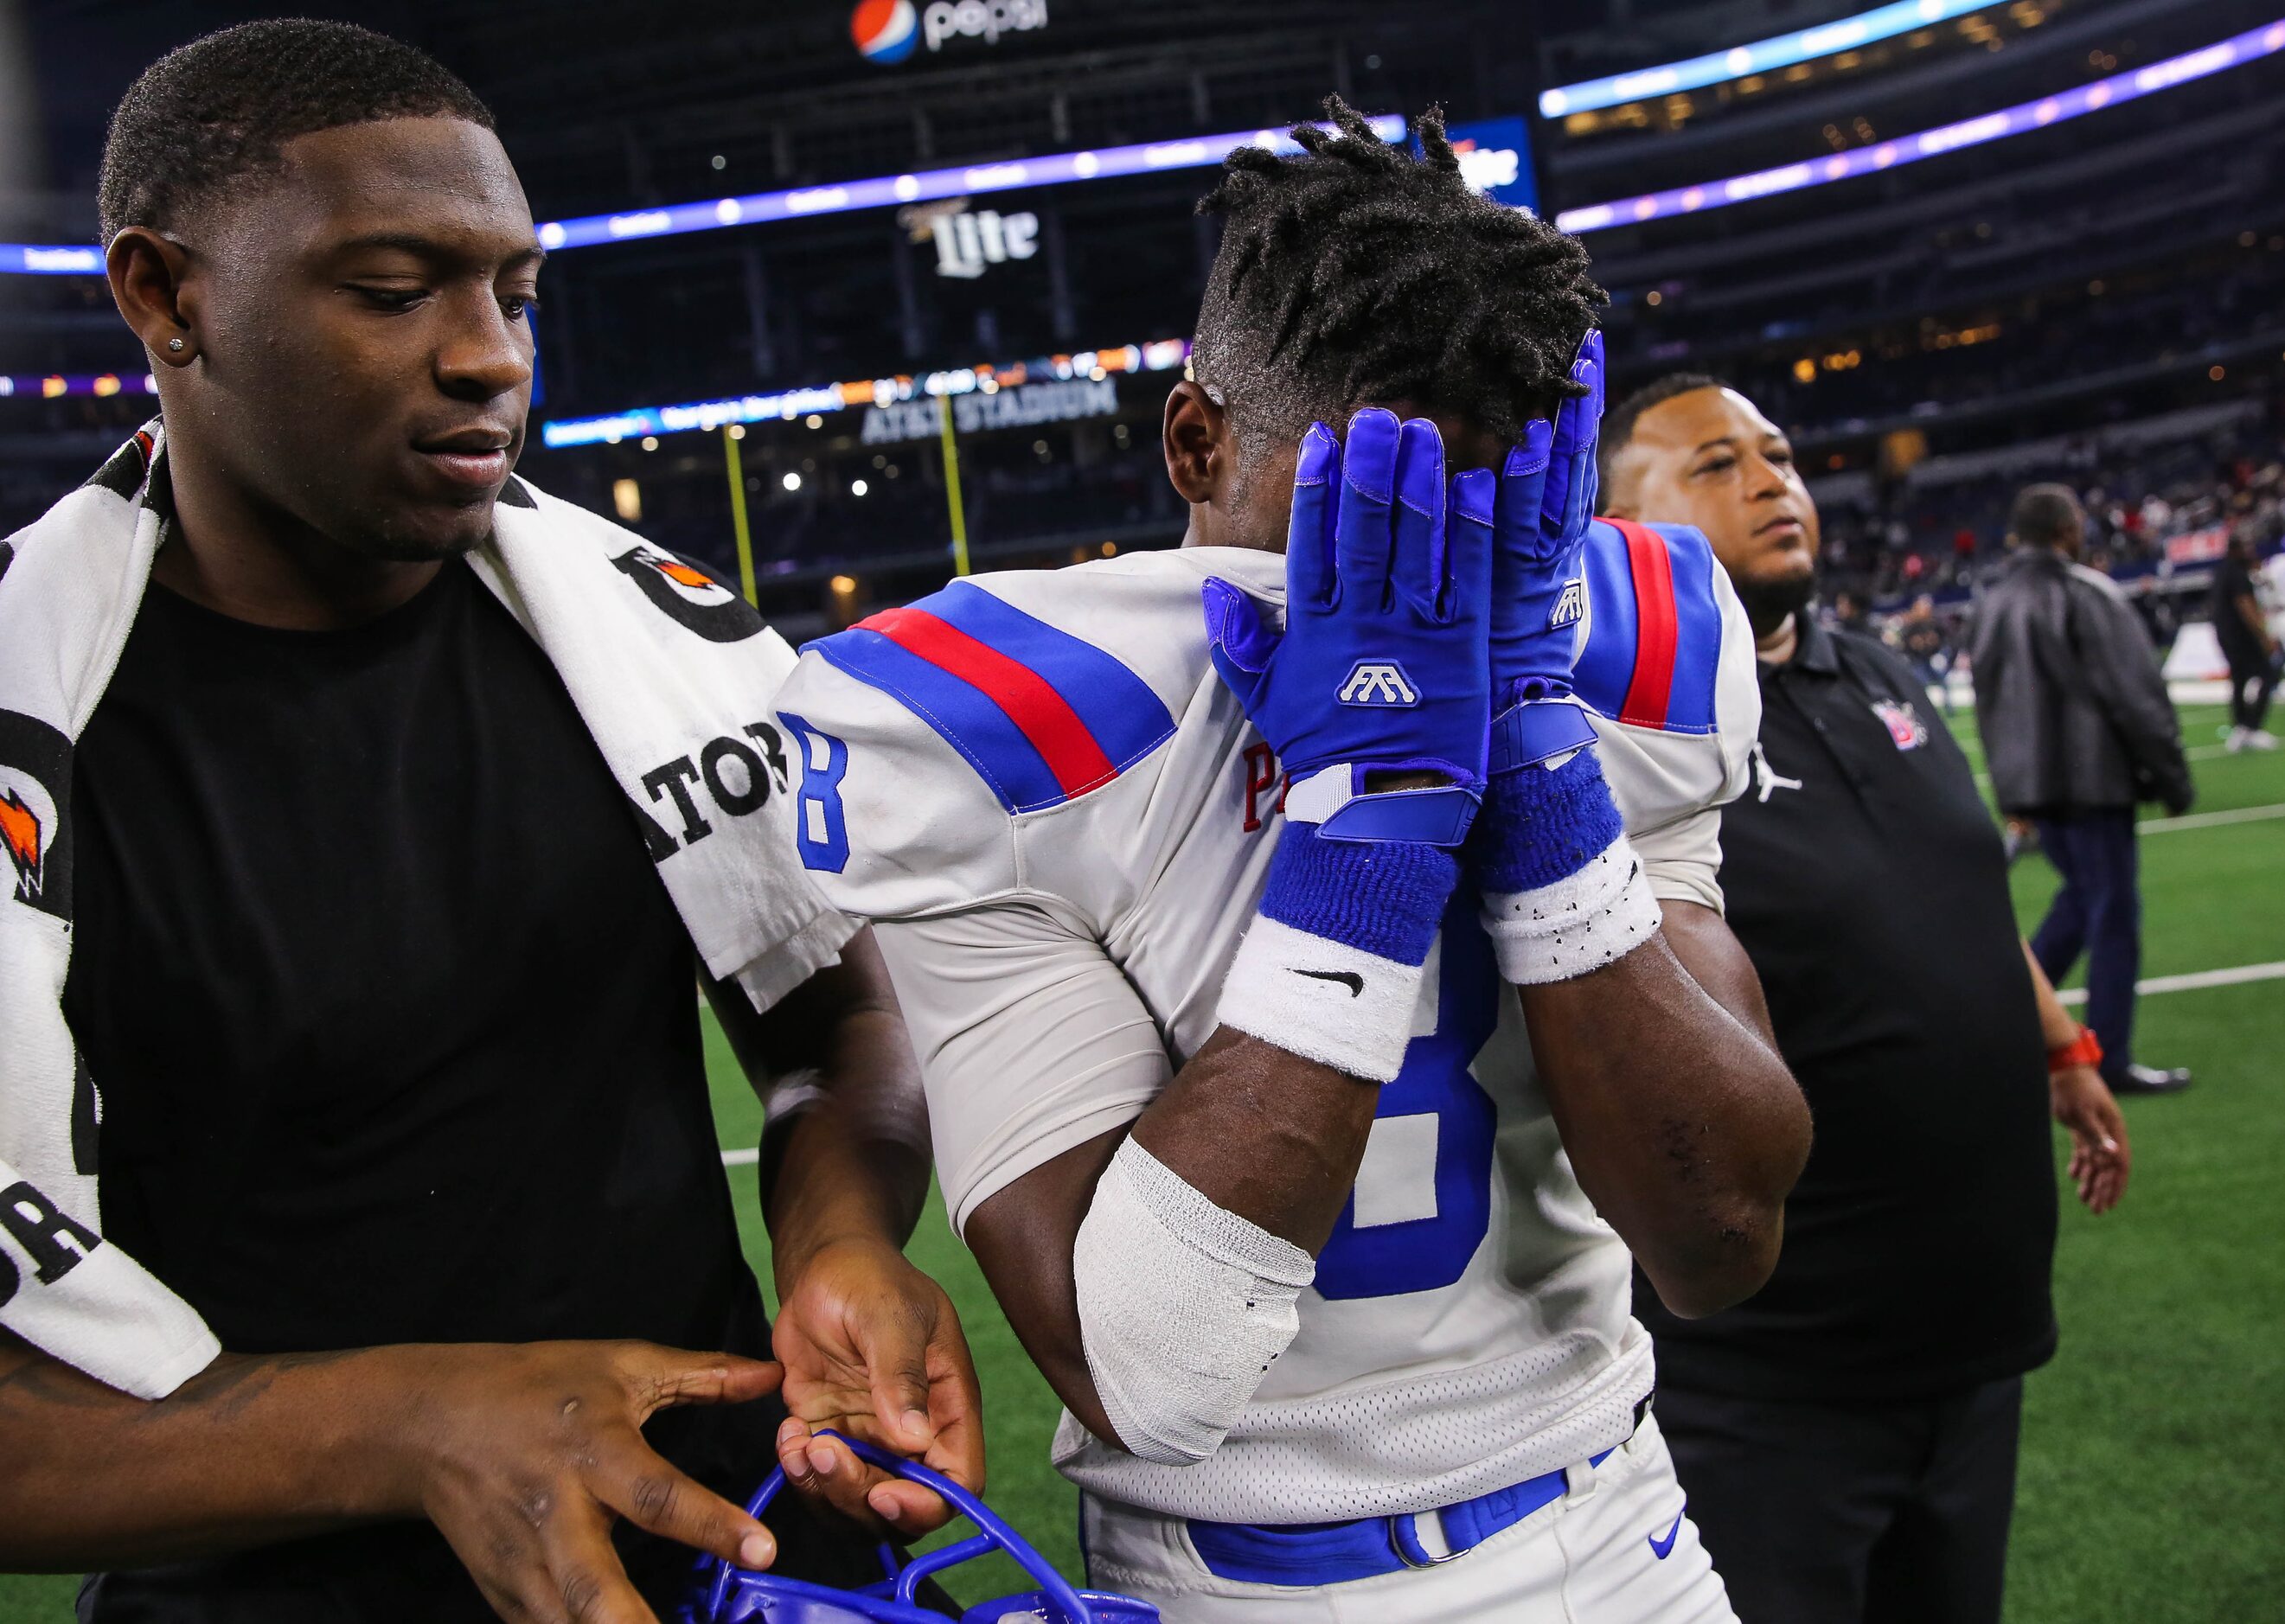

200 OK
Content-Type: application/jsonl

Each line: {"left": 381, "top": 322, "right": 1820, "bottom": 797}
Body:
{"left": 1541, "top": 0, "right": 2005, "bottom": 118}
{"left": 531, "top": 114, "right": 1406, "bottom": 251}
{"left": 0, "top": 245, "right": 105, "bottom": 276}
{"left": 540, "top": 337, "right": 1187, "bottom": 448}
{"left": 1555, "top": 18, "right": 2285, "bottom": 234}
{"left": 0, "top": 374, "right": 157, "bottom": 399}
{"left": 1, "top": 116, "right": 1405, "bottom": 273}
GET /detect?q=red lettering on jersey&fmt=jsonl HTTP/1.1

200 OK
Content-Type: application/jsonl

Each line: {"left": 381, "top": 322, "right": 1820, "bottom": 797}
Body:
{"left": 1243, "top": 743, "right": 1280, "bottom": 832}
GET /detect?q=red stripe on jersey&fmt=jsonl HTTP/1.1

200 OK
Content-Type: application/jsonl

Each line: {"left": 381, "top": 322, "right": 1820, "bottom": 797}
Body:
{"left": 1611, "top": 519, "right": 1679, "bottom": 731}
{"left": 859, "top": 605, "right": 1118, "bottom": 797}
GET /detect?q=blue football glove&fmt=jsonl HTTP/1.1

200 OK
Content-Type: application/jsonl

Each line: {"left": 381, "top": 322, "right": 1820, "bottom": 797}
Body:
{"left": 1204, "top": 410, "right": 1493, "bottom": 1079}
{"left": 1471, "top": 329, "right": 1661, "bottom": 986}
{"left": 1488, "top": 329, "right": 1606, "bottom": 775}
{"left": 1201, "top": 407, "right": 1495, "bottom": 847}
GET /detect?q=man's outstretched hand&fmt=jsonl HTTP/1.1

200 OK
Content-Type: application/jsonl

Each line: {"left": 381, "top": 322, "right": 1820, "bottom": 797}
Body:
{"left": 401, "top": 1340, "right": 784, "bottom": 1624}
{"left": 2051, "top": 1065, "right": 2131, "bottom": 1213}
{"left": 0, "top": 1333, "right": 790, "bottom": 1624}
{"left": 771, "top": 1234, "right": 983, "bottom": 1537}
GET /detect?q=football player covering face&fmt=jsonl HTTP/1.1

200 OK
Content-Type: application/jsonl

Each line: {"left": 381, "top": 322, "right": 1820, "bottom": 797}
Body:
{"left": 771, "top": 100, "right": 1808, "bottom": 1620}
{"left": 0, "top": 22, "right": 976, "bottom": 1624}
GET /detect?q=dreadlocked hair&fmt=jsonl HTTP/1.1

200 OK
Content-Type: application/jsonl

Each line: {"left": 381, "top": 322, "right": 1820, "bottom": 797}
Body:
{"left": 1192, "top": 96, "right": 1605, "bottom": 448}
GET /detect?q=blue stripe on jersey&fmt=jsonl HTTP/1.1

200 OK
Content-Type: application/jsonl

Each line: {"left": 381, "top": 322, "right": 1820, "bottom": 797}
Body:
{"left": 1660, "top": 523, "right": 1725, "bottom": 734}
{"left": 922, "top": 581, "right": 1177, "bottom": 776}
{"left": 1574, "top": 521, "right": 1640, "bottom": 725}
{"left": 810, "top": 580, "right": 1177, "bottom": 815}
{"left": 1573, "top": 520, "right": 1725, "bottom": 735}
{"left": 812, "top": 626, "right": 1069, "bottom": 813}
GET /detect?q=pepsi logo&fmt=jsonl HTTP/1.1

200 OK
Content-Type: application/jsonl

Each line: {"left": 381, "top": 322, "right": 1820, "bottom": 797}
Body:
{"left": 851, "top": 0, "right": 918, "bottom": 63}
{"left": 855, "top": 0, "right": 1047, "bottom": 62}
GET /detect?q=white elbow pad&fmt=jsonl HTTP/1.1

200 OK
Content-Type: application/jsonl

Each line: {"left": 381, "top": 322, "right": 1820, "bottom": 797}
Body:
{"left": 1072, "top": 1136, "right": 1314, "bottom": 1467}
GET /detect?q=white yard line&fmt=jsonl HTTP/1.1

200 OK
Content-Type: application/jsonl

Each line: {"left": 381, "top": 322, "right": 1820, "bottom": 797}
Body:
{"left": 720, "top": 1147, "right": 761, "bottom": 1167}
{"left": 1971, "top": 742, "right": 2250, "bottom": 789}
{"left": 2139, "top": 802, "right": 2285, "bottom": 834}
{"left": 2055, "top": 960, "right": 2285, "bottom": 1007}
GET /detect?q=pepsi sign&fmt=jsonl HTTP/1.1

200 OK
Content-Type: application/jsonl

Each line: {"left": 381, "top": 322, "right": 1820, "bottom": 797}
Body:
{"left": 851, "top": 0, "right": 919, "bottom": 63}
{"left": 854, "top": 0, "right": 1046, "bottom": 64}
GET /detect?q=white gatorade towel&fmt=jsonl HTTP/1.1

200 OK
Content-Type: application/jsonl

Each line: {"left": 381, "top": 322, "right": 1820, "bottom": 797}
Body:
{"left": 0, "top": 423, "right": 848, "bottom": 1397}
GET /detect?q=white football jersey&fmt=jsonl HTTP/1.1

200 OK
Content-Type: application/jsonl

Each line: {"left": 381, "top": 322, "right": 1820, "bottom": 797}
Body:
{"left": 771, "top": 521, "right": 1758, "bottom": 1524}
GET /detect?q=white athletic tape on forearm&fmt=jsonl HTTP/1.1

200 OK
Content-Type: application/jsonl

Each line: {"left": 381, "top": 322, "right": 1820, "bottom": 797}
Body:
{"left": 1481, "top": 833, "right": 1663, "bottom": 986}
{"left": 1216, "top": 915, "right": 1428, "bottom": 1083}
{"left": 1073, "top": 1136, "right": 1315, "bottom": 1467}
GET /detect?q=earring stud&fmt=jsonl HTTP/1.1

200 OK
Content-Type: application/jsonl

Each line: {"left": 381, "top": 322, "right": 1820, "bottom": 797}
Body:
{"left": 167, "top": 337, "right": 185, "bottom": 352}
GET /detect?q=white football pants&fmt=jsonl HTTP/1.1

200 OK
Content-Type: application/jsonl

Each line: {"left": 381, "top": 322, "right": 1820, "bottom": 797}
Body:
{"left": 1079, "top": 1413, "right": 1738, "bottom": 1623}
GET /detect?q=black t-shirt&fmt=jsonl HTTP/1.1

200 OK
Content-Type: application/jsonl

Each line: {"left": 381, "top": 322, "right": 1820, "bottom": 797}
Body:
{"left": 2211, "top": 553, "right": 2262, "bottom": 659}
{"left": 62, "top": 565, "right": 798, "bottom": 1619}
{"left": 1634, "top": 618, "right": 2058, "bottom": 1404}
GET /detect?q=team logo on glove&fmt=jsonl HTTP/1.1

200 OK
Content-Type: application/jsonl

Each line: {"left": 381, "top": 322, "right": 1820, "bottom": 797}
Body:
{"left": 1337, "top": 662, "right": 1420, "bottom": 707}
{"left": 1548, "top": 579, "right": 1585, "bottom": 630}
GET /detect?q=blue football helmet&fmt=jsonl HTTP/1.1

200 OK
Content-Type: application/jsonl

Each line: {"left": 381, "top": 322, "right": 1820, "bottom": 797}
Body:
{"left": 677, "top": 1429, "right": 1158, "bottom": 1624}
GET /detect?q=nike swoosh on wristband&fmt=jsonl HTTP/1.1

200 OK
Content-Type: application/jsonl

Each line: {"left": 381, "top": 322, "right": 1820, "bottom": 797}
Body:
{"left": 1292, "top": 968, "right": 1365, "bottom": 997}
{"left": 1648, "top": 1512, "right": 1685, "bottom": 1560}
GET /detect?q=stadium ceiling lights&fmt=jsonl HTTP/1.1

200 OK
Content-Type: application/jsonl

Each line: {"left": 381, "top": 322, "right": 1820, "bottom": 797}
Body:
{"left": 1556, "top": 17, "right": 2285, "bottom": 234}
{"left": 540, "top": 337, "right": 1191, "bottom": 449}
{"left": 0, "top": 116, "right": 1406, "bottom": 274}
{"left": 0, "top": 372, "right": 157, "bottom": 399}
{"left": 1539, "top": 0, "right": 2000, "bottom": 118}
{"left": 532, "top": 114, "right": 1404, "bottom": 250}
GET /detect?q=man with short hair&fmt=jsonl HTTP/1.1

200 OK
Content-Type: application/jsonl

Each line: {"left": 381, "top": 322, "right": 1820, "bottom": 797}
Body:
{"left": 1974, "top": 482, "right": 2195, "bottom": 1093}
{"left": 1600, "top": 376, "right": 2132, "bottom": 1624}
{"left": 0, "top": 22, "right": 977, "bottom": 1624}
{"left": 768, "top": 105, "right": 1811, "bottom": 1620}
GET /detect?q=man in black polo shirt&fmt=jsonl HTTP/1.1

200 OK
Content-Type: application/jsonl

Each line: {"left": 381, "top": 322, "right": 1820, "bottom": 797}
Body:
{"left": 1598, "top": 375, "right": 2131, "bottom": 1624}
{"left": 0, "top": 23, "right": 977, "bottom": 1624}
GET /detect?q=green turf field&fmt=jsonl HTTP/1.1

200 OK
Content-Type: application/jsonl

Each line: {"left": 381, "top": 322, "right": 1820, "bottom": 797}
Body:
{"left": 3, "top": 704, "right": 2277, "bottom": 1621}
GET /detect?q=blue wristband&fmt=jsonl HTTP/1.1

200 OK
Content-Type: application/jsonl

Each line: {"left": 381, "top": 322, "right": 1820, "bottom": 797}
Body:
{"left": 1475, "top": 749, "right": 1625, "bottom": 896}
{"left": 1474, "top": 750, "right": 1661, "bottom": 985}
{"left": 1258, "top": 828, "right": 1457, "bottom": 968}
{"left": 1217, "top": 826, "right": 1459, "bottom": 1082}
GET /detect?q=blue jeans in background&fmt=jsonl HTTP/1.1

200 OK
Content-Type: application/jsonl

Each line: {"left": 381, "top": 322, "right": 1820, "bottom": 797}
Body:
{"left": 2030, "top": 809, "right": 2141, "bottom": 1084}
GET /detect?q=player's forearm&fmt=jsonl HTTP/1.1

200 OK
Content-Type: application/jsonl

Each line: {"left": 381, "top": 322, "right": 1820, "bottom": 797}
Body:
{"left": 965, "top": 1029, "right": 1379, "bottom": 1458}
{"left": 967, "top": 1033, "right": 1378, "bottom": 1448}
{"left": 1525, "top": 924, "right": 1808, "bottom": 1320}
{"left": 1053, "top": 1032, "right": 1368, "bottom": 1462}
{"left": 1129, "top": 1027, "right": 1383, "bottom": 1252}
{"left": 763, "top": 1097, "right": 932, "bottom": 1292}
{"left": 0, "top": 1335, "right": 420, "bottom": 1568}
{"left": 739, "top": 930, "right": 934, "bottom": 1258}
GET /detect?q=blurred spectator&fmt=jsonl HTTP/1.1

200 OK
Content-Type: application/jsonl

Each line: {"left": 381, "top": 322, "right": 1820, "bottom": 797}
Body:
{"left": 1802, "top": 414, "right": 2285, "bottom": 611}
{"left": 2211, "top": 531, "right": 2282, "bottom": 750}
{"left": 1898, "top": 595, "right": 1947, "bottom": 697}
{"left": 1969, "top": 484, "right": 2196, "bottom": 1096}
